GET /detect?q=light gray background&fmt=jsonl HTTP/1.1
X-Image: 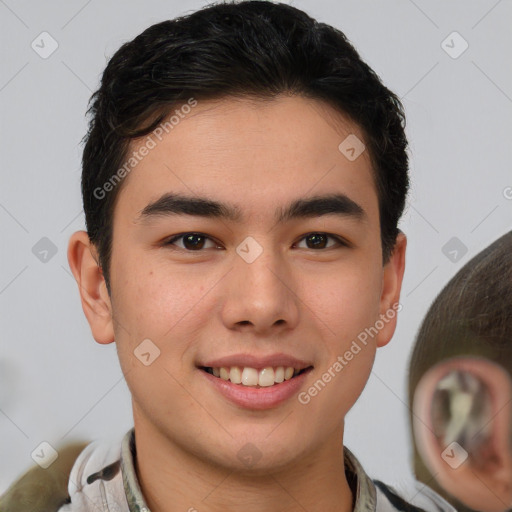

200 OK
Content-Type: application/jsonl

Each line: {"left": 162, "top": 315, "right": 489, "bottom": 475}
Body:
{"left": 1, "top": 0, "right": 511, "bottom": 494}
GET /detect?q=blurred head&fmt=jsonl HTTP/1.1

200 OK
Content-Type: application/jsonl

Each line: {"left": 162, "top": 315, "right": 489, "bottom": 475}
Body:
{"left": 409, "top": 230, "right": 512, "bottom": 512}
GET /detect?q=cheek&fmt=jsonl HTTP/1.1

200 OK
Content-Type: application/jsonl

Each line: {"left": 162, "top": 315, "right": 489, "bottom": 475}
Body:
{"left": 305, "top": 262, "right": 382, "bottom": 343}
{"left": 112, "top": 266, "right": 204, "bottom": 401}
{"left": 114, "top": 258, "right": 204, "bottom": 339}
{"left": 299, "top": 339, "right": 376, "bottom": 434}
{"left": 299, "top": 262, "right": 381, "bottom": 411}
{"left": 109, "top": 266, "right": 195, "bottom": 382}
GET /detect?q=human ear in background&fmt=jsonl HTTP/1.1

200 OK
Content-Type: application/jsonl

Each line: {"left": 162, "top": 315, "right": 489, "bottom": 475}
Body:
{"left": 413, "top": 357, "right": 512, "bottom": 512}
{"left": 408, "top": 230, "right": 512, "bottom": 512}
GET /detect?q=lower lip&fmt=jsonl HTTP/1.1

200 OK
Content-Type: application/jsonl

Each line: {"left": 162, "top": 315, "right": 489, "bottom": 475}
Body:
{"left": 199, "top": 368, "right": 313, "bottom": 410}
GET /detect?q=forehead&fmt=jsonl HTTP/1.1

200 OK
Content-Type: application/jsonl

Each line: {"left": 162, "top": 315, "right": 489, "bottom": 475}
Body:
{"left": 114, "top": 95, "right": 377, "bottom": 224}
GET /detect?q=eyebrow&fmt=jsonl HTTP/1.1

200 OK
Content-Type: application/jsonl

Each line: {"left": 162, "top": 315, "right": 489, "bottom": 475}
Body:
{"left": 136, "top": 192, "right": 367, "bottom": 224}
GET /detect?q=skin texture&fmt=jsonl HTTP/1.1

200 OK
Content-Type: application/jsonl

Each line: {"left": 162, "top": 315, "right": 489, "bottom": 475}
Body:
{"left": 68, "top": 95, "right": 407, "bottom": 512}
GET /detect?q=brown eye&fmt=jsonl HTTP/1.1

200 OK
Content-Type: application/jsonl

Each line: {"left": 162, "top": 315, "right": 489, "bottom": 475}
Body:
{"left": 295, "top": 233, "right": 345, "bottom": 250}
{"left": 165, "top": 233, "right": 218, "bottom": 251}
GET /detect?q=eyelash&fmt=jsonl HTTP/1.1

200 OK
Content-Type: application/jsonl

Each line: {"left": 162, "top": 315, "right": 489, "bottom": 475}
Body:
{"left": 163, "top": 232, "right": 348, "bottom": 251}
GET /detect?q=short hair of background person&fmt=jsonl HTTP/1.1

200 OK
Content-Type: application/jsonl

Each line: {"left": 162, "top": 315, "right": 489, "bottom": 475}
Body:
{"left": 80, "top": 0, "right": 409, "bottom": 295}
{"left": 408, "top": 230, "right": 512, "bottom": 512}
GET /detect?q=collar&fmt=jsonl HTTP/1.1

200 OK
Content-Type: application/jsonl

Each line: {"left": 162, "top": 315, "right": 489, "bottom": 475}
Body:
{"left": 120, "top": 428, "right": 377, "bottom": 512}
{"left": 120, "top": 428, "right": 149, "bottom": 512}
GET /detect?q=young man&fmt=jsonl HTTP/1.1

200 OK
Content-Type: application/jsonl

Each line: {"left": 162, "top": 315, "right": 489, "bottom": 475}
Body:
{"left": 409, "top": 230, "right": 512, "bottom": 512}
{"left": 0, "top": 1, "right": 457, "bottom": 510}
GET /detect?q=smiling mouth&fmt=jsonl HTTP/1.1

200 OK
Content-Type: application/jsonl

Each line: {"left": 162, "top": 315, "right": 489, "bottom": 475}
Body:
{"left": 200, "top": 365, "right": 313, "bottom": 388}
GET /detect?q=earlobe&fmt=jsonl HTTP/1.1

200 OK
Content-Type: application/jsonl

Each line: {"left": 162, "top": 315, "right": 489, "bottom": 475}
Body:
{"left": 67, "top": 230, "right": 114, "bottom": 345}
{"left": 412, "top": 357, "right": 512, "bottom": 512}
{"left": 376, "top": 230, "right": 407, "bottom": 348}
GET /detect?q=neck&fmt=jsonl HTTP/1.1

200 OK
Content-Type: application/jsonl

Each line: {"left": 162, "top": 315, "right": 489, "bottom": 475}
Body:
{"left": 133, "top": 420, "right": 355, "bottom": 512}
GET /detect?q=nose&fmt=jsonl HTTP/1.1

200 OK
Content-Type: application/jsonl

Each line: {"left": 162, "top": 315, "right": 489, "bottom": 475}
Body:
{"left": 219, "top": 244, "right": 300, "bottom": 335}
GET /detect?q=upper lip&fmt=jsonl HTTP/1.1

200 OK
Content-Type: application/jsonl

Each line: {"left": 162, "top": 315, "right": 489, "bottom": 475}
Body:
{"left": 198, "top": 353, "right": 313, "bottom": 370}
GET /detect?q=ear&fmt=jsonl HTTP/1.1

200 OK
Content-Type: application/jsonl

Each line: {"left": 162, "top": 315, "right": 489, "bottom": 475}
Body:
{"left": 375, "top": 230, "right": 407, "bottom": 348}
{"left": 412, "top": 357, "right": 512, "bottom": 512}
{"left": 67, "top": 230, "right": 114, "bottom": 345}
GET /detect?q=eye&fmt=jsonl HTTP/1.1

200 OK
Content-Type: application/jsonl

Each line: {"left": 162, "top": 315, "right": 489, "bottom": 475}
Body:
{"left": 294, "top": 232, "right": 347, "bottom": 250}
{"left": 163, "top": 231, "right": 347, "bottom": 252}
{"left": 164, "top": 232, "right": 220, "bottom": 251}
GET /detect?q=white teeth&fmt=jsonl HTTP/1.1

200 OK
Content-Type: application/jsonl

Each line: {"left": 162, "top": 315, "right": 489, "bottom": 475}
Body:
{"left": 229, "top": 366, "right": 242, "bottom": 384}
{"left": 274, "top": 366, "right": 285, "bottom": 383}
{"left": 241, "top": 367, "right": 258, "bottom": 386}
{"left": 207, "top": 365, "right": 305, "bottom": 387}
{"left": 258, "top": 367, "right": 275, "bottom": 387}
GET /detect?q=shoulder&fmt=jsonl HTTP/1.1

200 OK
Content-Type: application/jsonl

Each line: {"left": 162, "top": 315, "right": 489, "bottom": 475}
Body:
{"left": 342, "top": 446, "right": 455, "bottom": 512}
{"left": 0, "top": 441, "right": 90, "bottom": 512}
{"left": 373, "top": 478, "right": 457, "bottom": 512}
{"left": 57, "top": 431, "right": 127, "bottom": 512}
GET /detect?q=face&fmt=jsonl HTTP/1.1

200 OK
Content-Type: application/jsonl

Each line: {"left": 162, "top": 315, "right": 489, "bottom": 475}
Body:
{"left": 82, "top": 95, "right": 405, "bottom": 473}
